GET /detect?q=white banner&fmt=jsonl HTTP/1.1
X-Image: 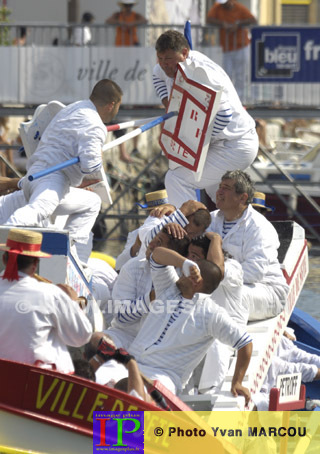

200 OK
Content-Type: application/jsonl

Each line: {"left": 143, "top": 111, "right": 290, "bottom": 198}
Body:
{"left": 0, "top": 46, "right": 223, "bottom": 106}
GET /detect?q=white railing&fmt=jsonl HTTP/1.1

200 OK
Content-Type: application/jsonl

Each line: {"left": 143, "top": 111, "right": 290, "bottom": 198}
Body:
{"left": 1, "top": 23, "right": 320, "bottom": 107}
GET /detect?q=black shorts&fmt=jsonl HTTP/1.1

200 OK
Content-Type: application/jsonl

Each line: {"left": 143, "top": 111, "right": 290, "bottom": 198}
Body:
{"left": 108, "top": 120, "right": 126, "bottom": 139}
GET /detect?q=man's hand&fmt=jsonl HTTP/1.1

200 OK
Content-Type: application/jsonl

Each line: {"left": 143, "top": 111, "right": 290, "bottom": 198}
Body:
{"left": 114, "top": 347, "right": 135, "bottom": 365}
{"left": 180, "top": 200, "right": 207, "bottom": 217}
{"left": 189, "top": 265, "right": 202, "bottom": 285}
{"left": 0, "top": 176, "right": 20, "bottom": 195}
{"left": 165, "top": 222, "right": 188, "bottom": 239}
{"left": 205, "top": 231, "right": 222, "bottom": 243}
{"left": 231, "top": 381, "right": 251, "bottom": 406}
{"left": 77, "top": 179, "right": 101, "bottom": 189}
{"left": 149, "top": 204, "right": 176, "bottom": 218}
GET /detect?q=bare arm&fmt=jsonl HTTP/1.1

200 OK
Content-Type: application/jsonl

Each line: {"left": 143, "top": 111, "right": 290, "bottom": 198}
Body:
{"left": 0, "top": 176, "right": 20, "bottom": 195}
{"left": 205, "top": 232, "right": 225, "bottom": 278}
{"left": 127, "top": 359, "right": 147, "bottom": 399}
{"left": 151, "top": 246, "right": 186, "bottom": 269}
{"left": 131, "top": 13, "right": 147, "bottom": 26}
{"left": 105, "top": 13, "right": 121, "bottom": 25}
{"left": 162, "top": 98, "right": 169, "bottom": 109}
{"left": 149, "top": 203, "right": 176, "bottom": 218}
{"left": 231, "top": 342, "right": 252, "bottom": 405}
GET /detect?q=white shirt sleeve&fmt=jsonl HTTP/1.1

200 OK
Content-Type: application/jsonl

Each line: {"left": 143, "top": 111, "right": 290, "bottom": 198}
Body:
{"left": 152, "top": 64, "right": 169, "bottom": 100}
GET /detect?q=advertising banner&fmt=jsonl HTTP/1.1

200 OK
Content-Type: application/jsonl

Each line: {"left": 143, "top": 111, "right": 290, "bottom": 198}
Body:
{"left": 251, "top": 26, "right": 320, "bottom": 83}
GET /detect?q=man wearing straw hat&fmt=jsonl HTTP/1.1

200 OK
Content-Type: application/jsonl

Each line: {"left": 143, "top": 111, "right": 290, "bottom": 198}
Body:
{"left": 251, "top": 191, "right": 274, "bottom": 216}
{"left": 0, "top": 228, "right": 93, "bottom": 373}
{"left": 5, "top": 80, "right": 122, "bottom": 237}
{"left": 106, "top": 1, "right": 147, "bottom": 47}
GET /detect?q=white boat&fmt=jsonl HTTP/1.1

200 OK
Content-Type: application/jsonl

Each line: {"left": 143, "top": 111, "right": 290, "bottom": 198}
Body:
{"left": 0, "top": 220, "right": 316, "bottom": 452}
{"left": 181, "top": 220, "right": 309, "bottom": 411}
{"left": 0, "top": 225, "right": 193, "bottom": 453}
{"left": 248, "top": 139, "right": 320, "bottom": 198}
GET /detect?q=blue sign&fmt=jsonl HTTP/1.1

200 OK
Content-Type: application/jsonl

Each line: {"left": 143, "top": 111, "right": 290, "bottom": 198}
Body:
{"left": 251, "top": 27, "right": 320, "bottom": 82}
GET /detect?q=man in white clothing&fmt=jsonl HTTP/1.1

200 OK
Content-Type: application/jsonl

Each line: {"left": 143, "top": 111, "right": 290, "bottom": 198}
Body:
{"left": 0, "top": 228, "right": 92, "bottom": 373}
{"left": 209, "top": 169, "right": 289, "bottom": 321}
{"left": 5, "top": 79, "right": 122, "bottom": 232}
{"left": 116, "top": 197, "right": 210, "bottom": 271}
{"left": 129, "top": 246, "right": 252, "bottom": 402}
{"left": 183, "top": 232, "right": 246, "bottom": 393}
{"left": 153, "top": 30, "right": 258, "bottom": 206}
{"left": 104, "top": 225, "right": 190, "bottom": 349}
{"left": 0, "top": 182, "right": 101, "bottom": 263}
{"left": 252, "top": 329, "right": 320, "bottom": 410}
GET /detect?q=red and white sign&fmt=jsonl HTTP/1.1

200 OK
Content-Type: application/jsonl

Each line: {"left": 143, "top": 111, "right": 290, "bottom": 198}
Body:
{"left": 160, "top": 61, "right": 221, "bottom": 180}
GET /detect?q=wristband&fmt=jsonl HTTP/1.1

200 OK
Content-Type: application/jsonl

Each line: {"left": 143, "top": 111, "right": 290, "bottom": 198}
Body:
{"left": 182, "top": 259, "right": 200, "bottom": 277}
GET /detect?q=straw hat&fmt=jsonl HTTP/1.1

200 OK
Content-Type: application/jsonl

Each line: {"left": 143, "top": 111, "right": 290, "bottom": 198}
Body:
{"left": 251, "top": 192, "right": 273, "bottom": 212}
{"left": 0, "top": 229, "right": 51, "bottom": 257}
{"left": 0, "top": 229, "right": 51, "bottom": 281}
{"left": 118, "top": 0, "right": 137, "bottom": 5}
{"left": 137, "top": 189, "right": 169, "bottom": 210}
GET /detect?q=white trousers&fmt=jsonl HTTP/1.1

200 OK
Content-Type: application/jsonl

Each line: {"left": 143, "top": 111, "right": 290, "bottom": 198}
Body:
{"left": 198, "top": 339, "right": 234, "bottom": 392}
{"left": 3, "top": 182, "right": 101, "bottom": 263}
{"left": 165, "top": 128, "right": 258, "bottom": 207}
{"left": 242, "top": 283, "right": 287, "bottom": 322}
{"left": 6, "top": 171, "right": 69, "bottom": 227}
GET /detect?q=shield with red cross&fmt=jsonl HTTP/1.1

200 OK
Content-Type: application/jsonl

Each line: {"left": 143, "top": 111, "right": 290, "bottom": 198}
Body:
{"left": 159, "top": 60, "right": 222, "bottom": 181}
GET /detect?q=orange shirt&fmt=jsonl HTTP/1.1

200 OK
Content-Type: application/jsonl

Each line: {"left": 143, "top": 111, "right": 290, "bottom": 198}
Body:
{"left": 115, "top": 11, "right": 139, "bottom": 46}
{"left": 207, "top": 2, "right": 255, "bottom": 52}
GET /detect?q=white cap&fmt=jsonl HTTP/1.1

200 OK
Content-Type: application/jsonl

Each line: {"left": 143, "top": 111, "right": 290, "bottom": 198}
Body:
{"left": 217, "top": 0, "right": 228, "bottom": 4}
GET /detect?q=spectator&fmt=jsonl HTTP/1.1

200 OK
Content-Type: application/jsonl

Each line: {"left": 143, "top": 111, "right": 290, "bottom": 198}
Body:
{"left": 12, "top": 26, "right": 28, "bottom": 46}
{"left": 0, "top": 117, "right": 14, "bottom": 177}
{"left": 106, "top": 0, "right": 147, "bottom": 46}
{"left": 107, "top": 119, "right": 139, "bottom": 163}
{"left": 73, "top": 12, "right": 94, "bottom": 46}
{"left": 207, "top": 0, "right": 257, "bottom": 101}
{"left": 0, "top": 228, "right": 92, "bottom": 373}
